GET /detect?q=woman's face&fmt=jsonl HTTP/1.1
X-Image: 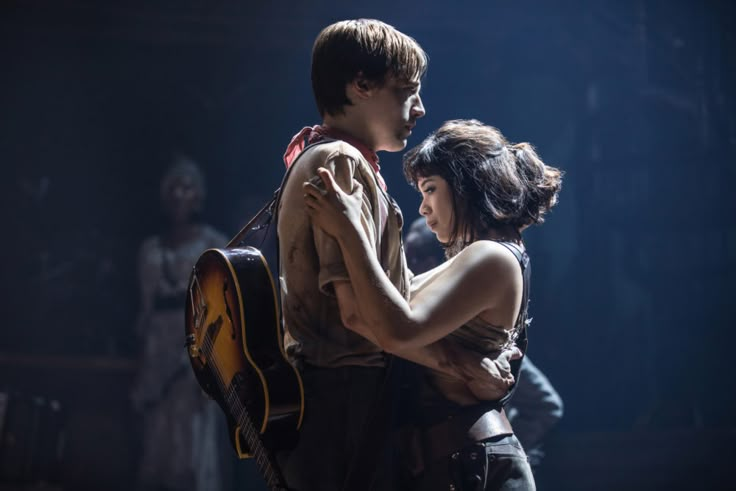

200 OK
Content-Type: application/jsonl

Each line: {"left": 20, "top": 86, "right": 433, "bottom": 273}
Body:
{"left": 417, "top": 175, "right": 455, "bottom": 243}
{"left": 162, "top": 173, "right": 201, "bottom": 224}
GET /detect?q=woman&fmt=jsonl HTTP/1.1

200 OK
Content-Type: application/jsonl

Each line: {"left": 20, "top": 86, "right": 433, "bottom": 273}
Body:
{"left": 303, "top": 119, "right": 563, "bottom": 490}
{"left": 130, "top": 157, "right": 227, "bottom": 491}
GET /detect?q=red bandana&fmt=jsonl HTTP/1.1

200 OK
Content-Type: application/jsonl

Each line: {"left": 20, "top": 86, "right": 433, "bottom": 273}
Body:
{"left": 282, "top": 125, "right": 386, "bottom": 191}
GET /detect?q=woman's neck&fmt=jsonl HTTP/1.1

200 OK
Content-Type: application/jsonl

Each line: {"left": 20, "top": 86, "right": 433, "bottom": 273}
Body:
{"left": 447, "top": 225, "right": 523, "bottom": 259}
{"left": 480, "top": 226, "right": 523, "bottom": 245}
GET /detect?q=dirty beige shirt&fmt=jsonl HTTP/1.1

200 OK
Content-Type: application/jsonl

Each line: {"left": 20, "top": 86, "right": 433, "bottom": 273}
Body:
{"left": 277, "top": 140, "right": 409, "bottom": 368}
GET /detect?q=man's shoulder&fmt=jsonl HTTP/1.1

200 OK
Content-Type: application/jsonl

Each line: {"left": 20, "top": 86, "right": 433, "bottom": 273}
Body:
{"left": 300, "top": 139, "right": 367, "bottom": 168}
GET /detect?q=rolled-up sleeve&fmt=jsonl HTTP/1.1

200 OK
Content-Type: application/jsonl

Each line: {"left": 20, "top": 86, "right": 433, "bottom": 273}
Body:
{"left": 313, "top": 152, "right": 378, "bottom": 295}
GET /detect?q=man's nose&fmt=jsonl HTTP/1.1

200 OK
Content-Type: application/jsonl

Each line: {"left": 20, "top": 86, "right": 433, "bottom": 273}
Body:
{"left": 412, "top": 94, "right": 426, "bottom": 119}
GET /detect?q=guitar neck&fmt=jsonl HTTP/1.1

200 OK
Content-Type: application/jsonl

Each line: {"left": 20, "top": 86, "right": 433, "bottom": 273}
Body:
{"left": 189, "top": 249, "right": 304, "bottom": 491}
{"left": 239, "top": 421, "right": 288, "bottom": 491}
{"left": 226, "top": 386, "right": 288, "bottom": 491}
{"left": 200, "top": 329, "right": 289, "bottom": 490}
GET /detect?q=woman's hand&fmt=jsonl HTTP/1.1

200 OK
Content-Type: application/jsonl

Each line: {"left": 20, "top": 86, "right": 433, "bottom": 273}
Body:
{"left": 440, "top": 339, "right": 522, "bottom": 401}
{"left": 303, "top": 167, "right": 364, "bottom": 238}
{"left": 465, "top": 346, "right": 522, "bottom": 400}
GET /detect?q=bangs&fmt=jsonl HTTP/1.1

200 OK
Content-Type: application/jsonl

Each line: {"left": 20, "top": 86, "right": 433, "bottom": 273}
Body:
{"left": 356, "top": 21, "right": 428, "bottom": 83}
{"left": 402, "top": 137, "right": 444, "bottom": 188}
{"left": 389, "top": 33, "right": 428, "bottom": 83}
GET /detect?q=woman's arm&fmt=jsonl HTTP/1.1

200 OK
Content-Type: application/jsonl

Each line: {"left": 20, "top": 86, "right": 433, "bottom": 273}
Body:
{"left": 304, "top": 168, "right": 517, "bottom": 352}
{"left": 334, "top": 280, "right": 517, "bottom": 398}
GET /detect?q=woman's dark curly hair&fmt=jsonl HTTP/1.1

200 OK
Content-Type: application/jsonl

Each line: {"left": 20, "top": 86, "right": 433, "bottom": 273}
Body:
{"left": 403, "top": 119, "right": 563, "bottom": 256}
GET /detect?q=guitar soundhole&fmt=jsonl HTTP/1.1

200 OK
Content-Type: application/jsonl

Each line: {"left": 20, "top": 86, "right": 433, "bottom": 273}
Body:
{"left": 189, "top": 271, "right": 208, "bottom": 332}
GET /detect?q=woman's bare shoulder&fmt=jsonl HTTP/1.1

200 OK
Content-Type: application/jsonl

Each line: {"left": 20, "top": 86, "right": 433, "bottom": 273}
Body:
{"left": 452, "top": 240, "right": 521, "bottom": 281}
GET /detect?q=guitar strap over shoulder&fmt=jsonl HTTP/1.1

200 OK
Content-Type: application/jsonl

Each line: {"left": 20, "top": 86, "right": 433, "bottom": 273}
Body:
{"left": 225, "top": 139, "right": 334, "bottom": 250}
{"left": 225, "top": 139, "right": 336, "bottom": 348}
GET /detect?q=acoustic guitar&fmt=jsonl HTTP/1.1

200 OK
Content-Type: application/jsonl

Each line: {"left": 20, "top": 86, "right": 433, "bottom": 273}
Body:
{"left": 185, "top": 246, "right": 304, "bottom": 491}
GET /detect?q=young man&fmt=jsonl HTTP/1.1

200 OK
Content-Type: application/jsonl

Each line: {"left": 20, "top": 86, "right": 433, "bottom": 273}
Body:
{"left": 276, "top": 19, "right": 515, "bottom": 490}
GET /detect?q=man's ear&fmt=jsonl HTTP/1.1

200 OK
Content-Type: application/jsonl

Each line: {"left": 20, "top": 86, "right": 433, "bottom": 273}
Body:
{"left": 347, "top": 73, "right": 375, "bottom": 101}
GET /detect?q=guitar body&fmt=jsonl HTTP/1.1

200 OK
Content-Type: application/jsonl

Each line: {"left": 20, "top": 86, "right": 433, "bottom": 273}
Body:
{"left": 185, "top": 246, "right": 303, "bottom": 488}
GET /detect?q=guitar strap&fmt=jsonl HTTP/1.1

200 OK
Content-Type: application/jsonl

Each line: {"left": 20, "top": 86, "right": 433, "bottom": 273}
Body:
{"left": 226, "top": 139, "right": 335, "bottom": 249}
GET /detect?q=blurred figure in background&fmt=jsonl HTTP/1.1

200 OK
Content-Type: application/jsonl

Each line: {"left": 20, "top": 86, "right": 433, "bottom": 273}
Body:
{"left": 504, "top": 357, "right": 563, "bottom": 468}
{"left": 130, "top": 157, "right": 228, "bottom": 491}
{"left": 403, "top": 216, "right": 564, "bottom": 469}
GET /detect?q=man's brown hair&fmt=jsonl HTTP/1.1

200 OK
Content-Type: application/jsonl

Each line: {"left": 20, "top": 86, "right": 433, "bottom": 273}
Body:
{"left": 311, "top": 19, "right": 428, "bottom": 117}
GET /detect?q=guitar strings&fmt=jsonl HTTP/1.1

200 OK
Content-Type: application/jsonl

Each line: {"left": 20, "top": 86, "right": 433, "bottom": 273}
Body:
{"left": 200, "top": 333, "right": 282, "bottom": 486}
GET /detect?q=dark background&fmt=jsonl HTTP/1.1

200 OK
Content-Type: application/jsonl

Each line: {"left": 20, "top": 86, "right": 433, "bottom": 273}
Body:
{"left": 1, "top": 0, "right": 735, "bottom": 490}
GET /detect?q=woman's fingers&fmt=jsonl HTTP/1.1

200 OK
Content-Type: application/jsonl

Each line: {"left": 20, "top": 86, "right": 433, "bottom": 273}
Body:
{"left": 507, "top": 346, "right": 523, "bottom": 361}
{"left": 302, "top": 182, "right": 323, "bottom": 212}
{"left": 314, "top": 167, "right": 363, "bottom": 202}
{"left": 316, "top": 167, "right": 341, "bottom": 194}
{"left": 303, "top": 181, "right": 323, "bottom": 198}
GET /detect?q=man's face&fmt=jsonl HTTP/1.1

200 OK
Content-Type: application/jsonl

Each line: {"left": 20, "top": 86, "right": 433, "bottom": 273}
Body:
{"left": 364, "top": 75, "right": 425, "bottom": 152}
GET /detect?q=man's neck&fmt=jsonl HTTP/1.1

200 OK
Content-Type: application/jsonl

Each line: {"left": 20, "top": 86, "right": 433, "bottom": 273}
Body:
{"left": 322, "top": 114, "right": 376, "bottom": 152}
{"left": 302, "top": 118, "right": 386, "bottom": 190}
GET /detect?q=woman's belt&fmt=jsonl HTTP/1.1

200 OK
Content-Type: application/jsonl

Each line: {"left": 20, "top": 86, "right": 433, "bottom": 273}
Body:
{"left": 420, "top": 406, "right": 513, "bottom": 467}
